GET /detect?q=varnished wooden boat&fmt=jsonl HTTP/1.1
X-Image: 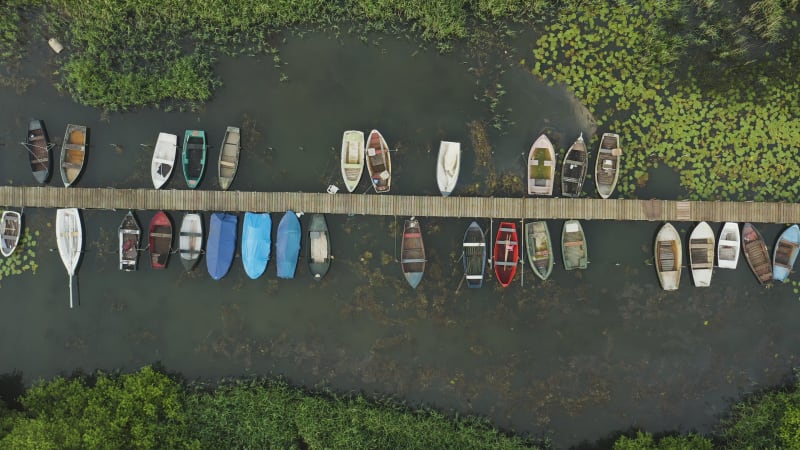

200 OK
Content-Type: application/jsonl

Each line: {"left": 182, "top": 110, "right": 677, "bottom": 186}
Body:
{"left": 773, "top": 224, "right": 800, "bottom": 282}
{"left": 561, "top": 133, "right": 587, "bottom": 197}
{"left": 118, "top": 211, "right": 141, "bottom": 272}
{"left": 401, "top": 218, "right": 425, "bottom": 288}
{"left": 655, "top": 222, "right": 681, "bottom": 291}
{"left": 60, "top": 124, "right": 88, "bottom": 187}
{"left": 742, "top": 222, "right": 771, "bottom": 285}
{"left": 341, "top": 130, "right": 365, "bottom": 192}
{"left": 561, "top": 219, "right": 588, "bottom": 270}
{"left": 689, "top": 221, "right": 714, "bottom": 287}
{"left": 365, "top": 129, "right": 391, "bottom": 193}
{"left": 218, "top": 126, "right": 240, "bottom": 190}
{"left": 494, "top": 222, "right": 519, "bottom": 287}
{"left": 528, "top": 134, "right": 555, "bottom": 196}
{"left": 25, "top": 119, "right": 52, "bottom": 184}
{"left": 525, "top": 221, "right": 553, "bottom": 280}
{"left": 0, "top": 211, "right": 22, "bottom": 257}
{"left": 595, "top": 132, "right": 621, "bottom": 199}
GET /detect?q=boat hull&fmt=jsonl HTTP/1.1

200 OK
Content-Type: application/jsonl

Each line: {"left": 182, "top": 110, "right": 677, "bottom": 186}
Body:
{"left": 595, "top": 133, "right": 621, "bottom": 199}
{"left": 206, "top": 213, "right": 238, "bottom": 280}
{"left": 717, "top": 222, "right": 740, "bottom": 269}
{"left": 27, "top": 119, "right": 51, "bottom": 184}
{"left": 401, "top": 219, "right": 425, "bottom": 288}
{"left": 436, "top": 141, "right": 461, "bottom": 197}
{"left": 179, "top": 213, "right": 203, "bottom": 272}
{"left": 528, "top": 134, "right": 555, "bottom": 196}
{"left": 773, "top": 224, "right": 800, "bottom": 282}
{"left": 655, "top": 223, "right": 682, "bottom": 290}
{"left": 341, "top": 130, "right": 365, "bottom": 193}
{"left": 742, "top": 222, "right": 772, "bottom": 285}
{"left": 525, "top": 221, "right": 553, "bottom": 280}
{"left": 689, "top": 221, "right": 715, "bottom": 287}
{"left": 182, "top": 130, "right": 207, "bottom": 189}
{"left": 56, "top": 208, "right": 82, "bottom": 277}
{"left": 60, "top": 124, "right": 88, "bottom": 187}
{"left": 151, "top": 132, "right": 178, "bottom": 189}
{"left": 1, "top": 211, "right": 22, "bottom": 257}
{"left": 149, "top": 211, "right": 173, "bottom": 269}
{"left": 365, "top": 130, "right": 392, "bottom": 193}
{"left": 218, "top": 126, "right": 240, "bottom": 190}
{"left": 276, "top": 211, "right": 301, "bottom": 279}
{"left": 308, "top": 214, "right": 331, "bottom": 281}
{"left": 561, "top": 220, "right": 588, "bottom": 270}
{"left": 242, "top": 212, "right": 271, "bottom": 279}
{"left": 494, "top": 222, "right": 519, "bottom": 287}
{"left": 118, "top": 211, "right": 141, "bottom": 271}
{"left": 561, "top": 134, "right": 587, "bottom": 197}
{"left": 463, "top": 221, "right": 486, "bottom": 288}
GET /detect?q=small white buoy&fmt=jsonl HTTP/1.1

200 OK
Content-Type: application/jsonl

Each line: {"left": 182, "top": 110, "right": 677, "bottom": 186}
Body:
{"left": 48, "top": 38, "right": 63, "bottom": 54}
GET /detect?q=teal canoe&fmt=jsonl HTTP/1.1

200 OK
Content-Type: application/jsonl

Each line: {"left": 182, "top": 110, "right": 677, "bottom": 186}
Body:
{"left": 182, "top": 130, "right": 207, "bottom": 189}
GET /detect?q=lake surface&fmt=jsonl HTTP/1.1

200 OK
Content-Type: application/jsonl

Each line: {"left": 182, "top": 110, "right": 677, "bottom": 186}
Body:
{"left": 1, "top": 31, "right": 799, "bottom": 447}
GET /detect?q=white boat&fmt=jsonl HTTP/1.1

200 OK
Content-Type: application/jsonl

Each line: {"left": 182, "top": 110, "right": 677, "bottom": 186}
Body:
{"left": 179, "top": 213, "right": 203, "bottom": 272}
{"left": 528, "top": 134, "right": 556, "bottom": 195}
{"left": 654, "top": 222, "right": 681, "bottom": 291}
{"left": 689, "top": 221, "right": 715, "bottom": 287}
{"left": 717, "top": 222, "right": 740, "bottom": 269}
{"left": 151, "top": 132, "right": 178, "bottom": 189}
{"left": 56, "top": 208, "right": 83, "bottom": 308}
{"left": 340, "top": 130, "right": 365, "bottom": 192}
{"left": 595, "top": 132, "right": 622, "bottom": 199}
{"left": 0, "top": 211, "right": 22, "bottom": 257}
{"left": 436, "top": 141, "right": 461, "bottom": 197}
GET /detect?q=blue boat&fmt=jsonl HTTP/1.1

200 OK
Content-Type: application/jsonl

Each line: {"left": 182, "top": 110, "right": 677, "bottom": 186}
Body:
{"left": 773, "top": 224, "right": 800, "bottom": 282}
{"left": 241, "top": 212, "right": 271, "bottom": 279}
{"left": 206, "top": 213, "right": 237, "bottom": 280}
{"left": 276, "top": 210, "right": 301, "bottom": 279}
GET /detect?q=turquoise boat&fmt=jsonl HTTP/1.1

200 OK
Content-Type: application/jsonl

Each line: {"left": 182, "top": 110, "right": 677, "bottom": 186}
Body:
{"left": 276, "top": 211, "right": 301, "bottom": 279}
{"left": 773, "top": 224, "right": 800, "bottom": 282}
{"left": 182, "top": 130, "right": 206, "bottom": 188}
{"left": 241, "top": 212, "right": 271, "bottom": 279}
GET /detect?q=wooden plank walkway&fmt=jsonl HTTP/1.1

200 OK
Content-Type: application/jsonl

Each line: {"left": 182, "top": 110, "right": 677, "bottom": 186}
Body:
{"left": 1, "top": 187, "right": 800, "bottom": 223}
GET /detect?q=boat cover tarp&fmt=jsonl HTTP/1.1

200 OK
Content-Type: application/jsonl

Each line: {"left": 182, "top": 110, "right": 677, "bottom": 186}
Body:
{"left": 242, "top": 212, "right": 271, "bottom": 279}
{"left": 206, "top": 213, "right": 237, "bottom": 280}
{"left": 277, "top": 211, "right": 301, "bottom": 279}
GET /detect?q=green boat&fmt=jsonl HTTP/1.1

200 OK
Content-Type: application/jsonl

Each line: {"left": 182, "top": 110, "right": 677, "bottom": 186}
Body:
{"left": 525, "top": 221, "right": 553, "bottom": 280}
{"left": 561, "top": 220, "right": 588, "bottom": 270}
{"left": 182, "top": 130, "right": 207, "bottom": 189}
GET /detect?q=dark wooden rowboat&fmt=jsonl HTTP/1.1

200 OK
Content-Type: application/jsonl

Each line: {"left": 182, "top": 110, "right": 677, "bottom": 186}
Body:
{"left": 25, "top": 119, "right": 52, "bottom": 184}
{"left": 742, "top": 222, "right": 771, "bottom": 285}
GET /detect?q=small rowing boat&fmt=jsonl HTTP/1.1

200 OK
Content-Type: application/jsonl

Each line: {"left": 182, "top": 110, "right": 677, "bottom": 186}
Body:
{"left": 151, "top": 132, "right": 178, "bottom": 189}
{"left": 365, "top": 129, "right": 392, "bottom": 193}
{"left": 179, "top": 213, "right": 203, "bottom": 272}
{"left": 401, "top": 218, "right": 425, "bottom": 288}
{"left": 689, "top": 221, "right": 715, "bottom": 287}
{"left": 242, "top": 212, "right": 271, "bottom": 279}
{"left": 595, "top": 132, "right": 621, "bottom": 199}
{"left": 561, "top": 133, "right": 587, "bottom": 197}
{"left": 218, "top": 126, "right": 240, "bottom": 190}
{"left": 341, "top": 130, "right": 365, "bottom": 193}
{"left": 118, "top": 211, "right": 141, "bottom": 271}
{"left": 717, "top": 222, "right": 740, "bottom": 269}
{"left": 528, "top": 134, "right": 556, "bottom": 196}
{"left": 436, "top": 141, "right": 461, "bottom": 197}
{"left": 206, "top": 213, "right": 238, "bottom": 280}
{"left": 182, "top": 130, "right": 207, "bottom": 189}
{"left": 149, "top": 211, "right": 173, "bottom": 269}
{"left": 561, "top": 219, "right": 588, "bottom": 270}
{"left": 56, "top": 208, "right": 82, "bottom": 308}
{"left": 742, "top": 222, "right": 771, "bottom": 285}
{"left": 525, "top": 221, "right": 553, "bottom": 280}
{"left": 0, "top": 211, "right": 22, "bottom": 257}
{"left": 655, "top": 222, "right": 681, "bottom": 291}
{"left": 276, "top": 211, "right": 301, "bottom": 279}
{"left": 463, "top": 221, "right": 486, "bottom": 288}
{"left": 308, "top": 214, "right": 331, "bottom": 281}
{"left": 60, "top": 124, "right": 88, "bottom": 187}
{"left": 773, "top": 224, "right": 800, "bottom": 282}
{"left": 25, "top": 119, "right": 52, "bottom": 184}
{"left": 494, "top": 222, "right": 519, "bottom": 287}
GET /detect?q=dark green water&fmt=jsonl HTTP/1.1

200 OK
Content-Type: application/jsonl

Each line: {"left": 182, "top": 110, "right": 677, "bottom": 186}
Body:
{"left": 1, "top": 32, "right": 799, "bottom": 447}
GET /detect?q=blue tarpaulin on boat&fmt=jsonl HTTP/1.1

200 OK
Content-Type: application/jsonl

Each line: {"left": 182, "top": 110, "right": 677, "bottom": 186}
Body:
{"left": 774, "top": 224, "right": 800, "bottom": 282}
{"left": 242, "top": 212, "right": 271, "bottom": 279}
{"left": 206, "top": 213, "right": 237, "bottom": 280}
{"left": 276, "top": 210, "right": 301, "bottom": 279}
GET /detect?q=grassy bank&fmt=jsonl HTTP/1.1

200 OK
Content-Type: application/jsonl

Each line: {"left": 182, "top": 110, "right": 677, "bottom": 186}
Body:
{"left": 4, "top": 366, "right": 800, "bottom": 448}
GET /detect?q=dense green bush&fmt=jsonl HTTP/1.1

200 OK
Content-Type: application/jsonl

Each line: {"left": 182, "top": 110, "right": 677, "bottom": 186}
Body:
{"left": 720, "top": 380, "right": 800, "bottom": 449}
{"left": 613, "top": 431, "right": 713, "bottom": 449}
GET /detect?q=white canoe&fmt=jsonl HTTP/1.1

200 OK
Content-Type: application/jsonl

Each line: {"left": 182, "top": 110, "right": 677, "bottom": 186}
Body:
{"left": 56, "top": 208, "right": 83, "bottom": 308}
{"left": 528, "top": 134, "right": 556, "bottom": 195}
{"left": 436, "top": 141, "right": 461, "bottom": 197}
{"left": 340, "top": 130, "right": 365, "bottom": 192}
{"left": 151, "top": 132, "right": 178, "bottom": 189}
{"left": 179, "top": 213, "right": 203, "bottom": 272}
{"left": 655, "top": 222, "right": 681, "bottom": 291}
{"left": 689, "top": 221, "right": 715, "bottom": 287}
{"left": 717, "top": 222, "right": 740, "bottom": 269}
{"left": 0, "top": 211, "right": 22, "bottom": 257}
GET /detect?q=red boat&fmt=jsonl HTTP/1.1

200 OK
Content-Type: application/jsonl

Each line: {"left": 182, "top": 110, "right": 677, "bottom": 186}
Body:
{"left": 149, "top": 211, "right": 173, "bottom": 269}
{"left": 494, "top": 222, "right": 519, "bottom": 287}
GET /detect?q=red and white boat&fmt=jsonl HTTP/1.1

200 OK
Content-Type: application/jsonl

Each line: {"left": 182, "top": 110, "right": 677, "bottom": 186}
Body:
{"left": 149, "top": 211, "right": 173, "bottom": 269}
{"left": 493, "top": 222, "right": 519, "bottom": 287}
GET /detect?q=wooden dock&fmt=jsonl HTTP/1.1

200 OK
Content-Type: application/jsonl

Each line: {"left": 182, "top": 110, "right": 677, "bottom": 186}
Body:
{"left": 2, "top": 187, "right": 800, "bottom": 223}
